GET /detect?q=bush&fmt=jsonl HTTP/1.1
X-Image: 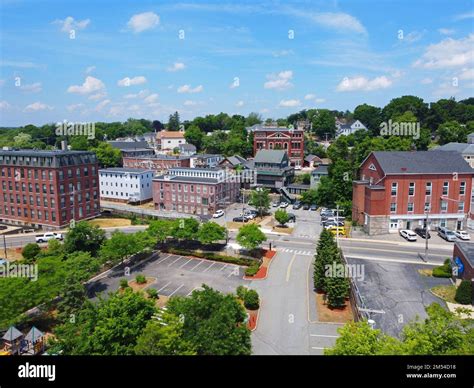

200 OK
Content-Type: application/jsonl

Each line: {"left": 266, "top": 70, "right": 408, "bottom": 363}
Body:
{"left": 236, "top": 285, "right": 248, "bottom": 300}
{"left": 135, "top": 274, "right": 146, "bottom": 284}
{"left": 244, "top": 289, "right": 260, "bottom": 310}
{"left": 163, "top": 247, "right": 255, "bottom": 266}
{"left": 146, "top": 288, "right": 159, "bottom": 300}
{"left": 119, "top": 279, "right": 129, "bottom": 289}
{"left": 432, "top": 267, "right": 452, "bottom": 278}
{"left": 245, "top": 263, "right": 260, "bottom": 277}
{"left": 22, "top": 243, "right": 41, "bottom": 262}
{"left": 455, "top": 280, "right": 472, "bottom": 305}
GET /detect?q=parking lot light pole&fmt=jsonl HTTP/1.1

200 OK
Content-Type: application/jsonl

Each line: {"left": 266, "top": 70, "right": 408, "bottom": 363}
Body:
{"left": 423, "top": 208, "right": 429, "bottom": 262}
{"left": 336, "top": 204, "right": 340, "bottom": 248}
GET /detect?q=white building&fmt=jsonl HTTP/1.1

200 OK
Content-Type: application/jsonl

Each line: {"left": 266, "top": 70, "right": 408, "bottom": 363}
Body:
{"left": 157, "top": 130, "right": 187, "bottom": 151}
{"left": 190, "top": 154, "right": 223, "bottom": 168}
{"left": 336, "top": 119, "right": 367, "bottom": 137}
{"left": 99, "top": 167, "right": 154, "bottom": 204}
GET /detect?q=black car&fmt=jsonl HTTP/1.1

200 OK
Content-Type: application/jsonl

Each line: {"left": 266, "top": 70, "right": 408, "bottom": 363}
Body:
{"left": 232, "top": 216, "right": 248, "bottom": 223}
{"left": 292, "top": 201, "right": 302, "bottom": 210}
{"left": 287, "top": 213, "right": 296, "bottom": 222}
{"left": 414, "top": 227, "right": 431, "bottom": 239}
{"left": 302, "top": 203, "right": 310, "bottom": 210}
{"left": 310, "top": 204, "right": 318, "bottom": 211}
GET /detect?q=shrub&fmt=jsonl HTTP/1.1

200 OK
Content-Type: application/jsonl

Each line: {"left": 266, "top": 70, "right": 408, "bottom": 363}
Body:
{"left": 146, "top": 288, "right": 159, "bottom": 300}
{"left": 432, "top": 267, "right": 451, "bottom": 278}
{"left": 162, "top": 247, "right": 255, "bottom": 266}
{"left": 135, "top": 274, "right": 146, "bottom": 284}
{"left": 22, "top": 243, "right": 41, "bottom": 262}
{"left": 119, "top": 279, "right": 129, "bottom": 289}
{"left": 244, "top": 289, "right": 260, "bottom": 310}
{"left": 245, "top": 263, "right": 260, "bottom": 277}
{"left": 455, "top": 280, "right": 472, "bottom": 305}
{"left": 236, "top": 285, "right": 248, "bottom": 300}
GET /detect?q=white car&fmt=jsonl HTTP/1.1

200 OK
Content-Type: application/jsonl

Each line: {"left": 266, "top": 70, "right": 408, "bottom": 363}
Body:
{"left": 35, "top": 232, "right": 63, "bottom": 243}
{"left": 454, "top": 230, "right": 471, "bottom": 240}
{"left": 399, "top": 229, "right": 417, "bottom": 242}
{"left": 280, "top": 202, "right": 289, "bottom": 208}
{"left": 212, "top": 210, "right": 224, "bottom": 218}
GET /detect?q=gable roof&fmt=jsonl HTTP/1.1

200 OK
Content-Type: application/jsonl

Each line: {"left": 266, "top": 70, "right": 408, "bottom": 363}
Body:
{"left": 455, "top": 241, "right": 474, "bottom": 268}
{"left": 25, "top": 326, "right": 44, "bottom": 342}
{"left": 2, "top": 326, "right": 23, "bottom": 341}
{"left": 434, "top": 142, "right": 474, "bottom": 155}
{"left": 369, "top": 151, "right": 473, "bottom": 175}
{"left": 157, "top": 131, "right": 185, "bottom": 139}
{"left": 305, "top": 154, "right": 322, "bottom": 163}
{"left": 254, "top": 149, "right": 287, "bottom": 164}
{"left": 108, "top": 141, "right": 150, "bottom": 150}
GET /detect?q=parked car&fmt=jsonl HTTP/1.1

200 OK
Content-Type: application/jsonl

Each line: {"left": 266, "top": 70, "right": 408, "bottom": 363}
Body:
{"left": 302, "top": 203, "right": 310, "bottom": 210}
{"left": 232, "top": 216, "right": 248, "bottom": 223}
{"left": 310, "top": 204, "right": 318, "bottom": 211}
{"left": 414, "top": 227, "right": 431, "bottom": 239}
{"left": 212, "top": 210, "right": 224, "bottom": 218}
{"left": 292, "top": 201, "right": 302, "bottom": 210}
{"left": 438, "top": 227, "right": 457, "bottom": 242}
{"left": 280, "top": 202, "right": 289, "bottom": 208}
{"left": 327, "top": 226, "right": 346, "bottom": 237}
{"left": 323, "top": 220, "right": 344, "bottom": 228}
{"left": 399, "top": 229, "right": 417, "bottom": 241}
{"left": 454, "top": 230, "right": 470, "bottom": 240}
{"left": 272, "top": 201, "right": 280, "bottom": 207}
{"left": 35, "top": 232, "right": 63, "bottom": 243}
{"left": 287, "top": 213, "right": 296, "bottom": 222}
{"left": 320, "top": 208, "right": 334, "bottom": 216}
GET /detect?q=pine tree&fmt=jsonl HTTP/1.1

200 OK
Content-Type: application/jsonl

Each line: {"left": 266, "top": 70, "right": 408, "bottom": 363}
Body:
{"left": 326, "top": 274, "right": 349, "bottom": 308}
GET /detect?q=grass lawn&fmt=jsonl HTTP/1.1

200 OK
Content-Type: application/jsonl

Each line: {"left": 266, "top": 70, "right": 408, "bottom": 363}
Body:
{"left": 88, "top": 218, "right": 132, "bottom": 228}
{"left": 431, "top": 285, "right": 457, "bottom": 304}
{"left": 128, "top": 277, "right": 157, "bottom": 292}
{"left": 315, "top": 292, "right": 354, "bottom": 323}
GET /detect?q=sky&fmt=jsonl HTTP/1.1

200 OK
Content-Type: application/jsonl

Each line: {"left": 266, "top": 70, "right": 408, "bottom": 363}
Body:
{"left": 0, "top": 0, "right": 473, "bottom": 127}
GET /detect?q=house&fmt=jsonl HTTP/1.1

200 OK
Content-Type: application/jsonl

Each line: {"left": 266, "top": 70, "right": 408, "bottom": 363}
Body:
{"left": 352, "top": 151, "right": 474, "bottom": 235}
{"left": 252, "top": 149, "right": 294, "bottom": 190}
{"left": 219, "top": 155, "right": 248, "bottom": 170}
{"left": 178, "top": 143, "right": 197, "bottom": 156}
{"left": 310, "top": 164, "right": 329, "bottom": 188}
{"left": 304, "top": 154, "right": 323, "bottom": 168}
{"left": 123, "top": 155, "right": 190, "bottom": 175}
{"left": 433, "top": 138, "right": 474, "bottom": 168}
{"left": 190, "top": 154, "right": 223, "bottom": 168}
{"left": 99, "top": 168, "right": 154, "bottom": 204}
{"left": 336, "top": 120, "right": 367, "bottom": 138}
{"left": 157, "top": 130, "right": 187, "bottom": 151}
{"left": 453, "top": 242, "right": 474, "bottom": 282}
{"left": 108, "top": 140, "right": 155, "bottom": 157}
{"left": 250, "top": 124, "right": 304, "bottom": 168}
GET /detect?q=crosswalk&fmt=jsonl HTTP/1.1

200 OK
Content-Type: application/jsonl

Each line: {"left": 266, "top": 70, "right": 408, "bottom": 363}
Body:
{"left": 276, "top": 247, "right": 314, "bottom": 256}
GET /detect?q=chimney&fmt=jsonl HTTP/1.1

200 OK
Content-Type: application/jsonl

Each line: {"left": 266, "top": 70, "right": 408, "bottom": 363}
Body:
{"left": 61, "top": 140, "right": 68, "bottom": 151}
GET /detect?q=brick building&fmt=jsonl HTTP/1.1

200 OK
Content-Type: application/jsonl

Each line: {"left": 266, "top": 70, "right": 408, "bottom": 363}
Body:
{"left": 123, "top": 155, "right": 190, "bottom": 175}
{"left": 250, "top": 125, "right": 304, "bottom": 168}
{"left": 352, "top": 151, "right": 474, "bottom": 235}
{"left": 153, "top": 167, "right": 239, "bottom": 216}
{"left": 0, "top": 149, "right": 100, "bottom": 230}
{"left": 453, "top": 242, "right": 474, "bottom": 282}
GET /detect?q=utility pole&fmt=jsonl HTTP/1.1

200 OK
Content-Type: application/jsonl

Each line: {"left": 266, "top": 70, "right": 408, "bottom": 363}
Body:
{"left": 424, "top": 208, "right": 429, "bottom": 262}
{"left": 336, "top": 204, "right": 340, "bottom": 248}
{"left": 3, "top": 234, "right": 7, "bottom": 259}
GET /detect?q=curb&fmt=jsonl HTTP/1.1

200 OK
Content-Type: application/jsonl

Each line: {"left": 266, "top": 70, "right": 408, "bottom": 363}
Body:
{"left": 244, "top": 251, "right": 276, "bottom": 281}
{"left": 346, "top": 237, "right": 453, "bottom": 250}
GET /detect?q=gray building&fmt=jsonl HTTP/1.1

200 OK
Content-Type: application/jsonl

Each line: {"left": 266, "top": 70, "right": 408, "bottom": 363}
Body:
{"left": 252, "top": 149, "right": 294, "bottom": 190}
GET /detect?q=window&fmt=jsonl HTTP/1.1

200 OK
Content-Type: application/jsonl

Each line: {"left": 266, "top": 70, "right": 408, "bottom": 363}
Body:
{"left": 391, "top": 182, "right": 397, "bottom": 196}
{"left": 458, "top": 202, "right": 465, "bottom": 212}
{"left": 390, "top": 203, "right": 396, "bottom": 212}
{"left": 424, "top": 202, "right": 431, "bottom": 211}
{"left": 425, "top": 182, "right": 432, "bottom": 196}
{"left": 440, "top": 201, "right": 448, "bottom": 212}
{"left": 442, "top": 181, "right": 449, "bottom": 196}
{"left": 407, "top": 203, "right": 414, "bottom": 212}
{"left": 460, "top": 181, "right": 466, "bottom": 195}
{"left": 408, "top": 182, "right": 415, "bottom": 196}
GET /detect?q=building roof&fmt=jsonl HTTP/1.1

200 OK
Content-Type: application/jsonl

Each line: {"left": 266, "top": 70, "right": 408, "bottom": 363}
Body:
{"left": 305, "top": 154, "right": 322, "bottom": 163}
{"left": 191, "top": 153, "right": 222, "bottom": 159}
{"left": 312, "top": 165, "right": 329, "bottom": 175}
{"left": 221, "top": 155, "right": 247, "bottom": 166}
{"left": 433, "top": 142, "right": 474, "bottom": 155}
{"left": 2, "top": 326, "right": 23, "bottom": 341}
{"left": 246, "top": 124, "right": 303, "bottom": 132}
{"left": 157, "top": 131, "right": 185, "bottom": 139}
{"left": 153, "top": 175, "right": 219, "bottom": 184}
{"left": 99, "top": 167, "right": 153, "bottom": 174}
{"left": 25, "top": 326, "right": 44, "bottom": 342}
{"left": 455, "top": 241, "right": 474, "bottom": 268}
{"left": 254, "top": 149, "right": 287, "bottom": 164}
{"left": 178, "top": 143, "right": 196, "bottom": 151}
{"left": 0, "top": 149, "right": 93, "bottom": 157}
{"left": 108, "top": 141, "right": 150, "bottom": 150}
{"left": 369, "top": 151, "right": 473, "bottom": 174}
{"left": 123, "top": 155, "right": 189, "bottom": 161}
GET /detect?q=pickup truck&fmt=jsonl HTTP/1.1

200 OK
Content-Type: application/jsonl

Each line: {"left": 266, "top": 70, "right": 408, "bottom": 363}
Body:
{"left": 35, "top": 232, "right": 63, "bottom": 243}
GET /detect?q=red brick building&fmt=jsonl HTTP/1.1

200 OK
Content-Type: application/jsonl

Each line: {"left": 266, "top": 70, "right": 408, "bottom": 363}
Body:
{"left": 453, "top": 242, "right": 474, "bottom": 282}
{"left": 123, "top": 155, "right": 190, "bottom": 175}
{"left": 0, "top": 149, "right": 100, "bottom": 230}
{"left": 352, "top": 151, "right": 474, "bottom": 235}
{"left": 250, "top": 125, "right": 304, "bottom": 168}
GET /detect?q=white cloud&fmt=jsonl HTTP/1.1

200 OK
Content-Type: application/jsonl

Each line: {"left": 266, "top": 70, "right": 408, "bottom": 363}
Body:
{"left": 20, "top": 82, "right": 42, "bottom": 93}
{"left": 304, "top": 93, "right": 316, "bottom": 100}
{"left": 236, "top": 100, "right": 244, "bottom": 107}
{"left": 459, "top": 68, "right": 474, "bottom": 81}
{"left": 336, "top": 75, "right": 392, "bottom": 92}
{"left": 177, "top": 84, "right": 203, "bottom": 93}
{"left": 126, "top": 12, "right": 160, "bottom": 33}
{"left": 183, "top": 100, "right": 198, "bottom": 106}
{"left": 0, "top": 100, "right": 11, "bottom": 110}
{"left": 123, "top": 89, "right": 150, "bottom": 99}
{"left": 315, "top": 98, "right": 326, "bottom": 103}
{"left": 24, "top": 102, "right": 53, "bottom": 112}
{"left": 413, "top": 34, "right": 474, "bottom": 69}
{"left": 264, "top": 70, "right": 293, "bottom": 90}
{"left": 95, "top": 99, "right": 111, "bottom": 112}
{"left": 167, "top": 62, "right": 185, "bottom": 72}
{"left": 89, "top": 91, "right": 107, "bottom": 101}
{"left": 53, "top": 16, "right": 90, "bottom": 33}
{"left": 67, "top": 76, "right": 105, "bottom": 95}
{"left": 420, "top": 78, "right": 433, "bottom": 84}
{"left": 144, "top": 93, "right": 159, "bottom": 104}
{"left": 289, "top": 10, "right": 366, "bottom": 34}
{"left": 400, "top": 30, "right": 425, "bottom": 43}
{"left": 66, "top": 103, "right": 85, "bottom": 112}
{"left": 279, "top": 99, "right": 301, "bottom": 108}
{"left": 85, "top": 66, "right": 96, "bottom": 74}
{"left": 454, "top": 12, "right": 474, "bottom": 21}
{"left": 117, "top": 76, "right": 147, "bottom": 87}
{"left": 438, "top": 28, "right": 455, "bottom": 35}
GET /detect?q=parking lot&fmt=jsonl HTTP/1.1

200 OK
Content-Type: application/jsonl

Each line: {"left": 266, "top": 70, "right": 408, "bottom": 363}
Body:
{"left": 87, "top": 252, "right": 249, "bottom": 299}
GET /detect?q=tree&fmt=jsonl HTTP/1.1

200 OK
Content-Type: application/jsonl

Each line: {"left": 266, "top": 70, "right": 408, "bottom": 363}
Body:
{"left": 245, "top": 112, "right": 262, "bottom": 127}
{"left": 171, "top": 218, "right": 200, "bottom": 241}
{"left": 167, "top": 285, "right": 251, "bottom": 355}
{"left": 313, "top": 229, "right": 339, "bottom": 291}
{"left": 274, "top": 209, "right": 290, "bottom": 227}
{"left": 197, "top": 222, "right": 227, "bottom": 245}
{"left": 99, "top": 230, "right": 144, "bottom": 265}
{"left": 249, "top": 189, "right": 270, "bottom": 218}
{"left": 325, "top": 275, "right": 349, "bottom": 308}
{"left": 454, "top": 280, "right": 472, "bottom": 305}
{"left": 301, "top": 189, "right": 318, "bottom": 205}
{"left": 353, "top": 104, "right": 382, "bottom": 135}
{"left": 64, "top": 221, "right": 106, "bottom": 256}
{"left": 57, "top": 274, "right": 87, "bottom": 322}
{"left": 382, "top": 95, "right": 428, "bottom": 123}
{"left": 92, "top": 142, "right": 121, "bottom": 168}
{"left": 436, "top": 121, "right": 467, "bottom": 144}
{"left": 147, "top": 219, "right": 173, "bottom": 244}
{"left": 168, "top": 111, "right": 181, "bottom": 131}
{"left": 152, "top": 120, "right": 164, "bottom": 131}
{"left": 184, "top": 124, "right": 205, "bottom": 151}
{"left": 243, "top": 289, "right": 260, "bottom": 310}
{"left": 312, "top": 109, "right": 336, "bottom": 139}
{"left": 14, "top": 132, "right": 33, "bottom": 148}
{"left": 22, "top": 243, "right": 41, "bottom": 262}
{"left": 47, "top": 238, "right": 64, "bottom": 256}
{"left": 135, "top": 314, "right": 197, "bottom": 355}
{"left": 236, "top": 224, "right": 267, "bottom": 251}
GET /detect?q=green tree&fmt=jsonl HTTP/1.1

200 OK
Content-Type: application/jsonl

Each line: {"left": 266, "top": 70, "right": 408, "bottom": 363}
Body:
{"left": 167, "top": 285, "right": 251, "bottom": 355}
{"left": 91, "top": 142, "right": 121, "bottom": 168}
{"left": 325, "top": 274, "right": 350, "bottom": 308}
{"left": 454, "top": 280, "right": 472, "bottom": 305}
{"left": 236, "top": 224, "right": 267, "bottom": 251}
{"left": 436, "top": 120, "right": 467, "bottom": 144}
{"left": 382, "top": 95, "right": 428, "bottom": 123}
{"left": 22, "top": 243, "right": 41, "bottom": 262}
{"left": 243, "top": 289, "right": 260, "bottom": 310}
{"left": 184, "top": 124, "right": 205, "bottom": 151}
{"left": 47, "top": 238, "right": 64, "bottom": 256}
{"left": 301, "top": 189, "right": 318, "bottom": 205}
{"left": 353, "top": 104, "right": 382, "bottom": 135}
{"left": 168, "top": 111, "right": 181, "bottom": 131}
{"left": 99, "top": 230, "right": 145, "bottom": 265}
{"left": 197, "top": 222, "right": 227, "bottom": 245}
{"left": 147, "top": 219, "right": 173, "bottom": 243}
{"left": 135, "top": 314, "right": 197, "bottom": 355}
{"left": 171, "top": 218, "right": 200, "bottom": 241}
{"left": 64, "top": 221, "right": 106, "bottom": 256}
{"left": 249, "top": 189, "right": 271, "bottom": 218}
{"left": 312, "top": 109, "right": 336, "bottom": 139}
{"left": 57, "top": 274, "right": 87, "bottom": 322}
{"left": 274, "top": 209, "right": 290, "bottom": 226}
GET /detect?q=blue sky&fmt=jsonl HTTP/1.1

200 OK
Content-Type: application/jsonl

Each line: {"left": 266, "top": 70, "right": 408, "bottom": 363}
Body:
{"left": 0, "top": 0, "right": 473, "bottom": 126}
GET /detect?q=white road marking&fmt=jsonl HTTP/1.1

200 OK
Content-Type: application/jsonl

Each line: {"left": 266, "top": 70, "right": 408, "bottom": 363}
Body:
{"left": 310, "top": 334, "right": 339, "bottom": 338}
{"left": 178, "top": 258, "right": 193, "bottom": 269}
{"left": 311, "top": 347, "right": 326, "bottom": 350}
{"left": 157, "top": 282, "right": 171, "bottom": 293}
{"left": 203, "top": 262, "right": 216, "bottom": 273}
{"left": 286, "top": 253, "right": 297, "bottom": 282}
{"left": 220, "top": 263, "right": 228, "bottom": 271}
{"left": 190, "top": 260, "right": 205, "bottom": 271}
{"left": 168, "top": 256, "right": 183, "bottom": 267}
{"left": 168, "top": 284, "right": 184, "bottom": 297}
{"left": 156, "top": 254, "right": 172, "bottom": 263}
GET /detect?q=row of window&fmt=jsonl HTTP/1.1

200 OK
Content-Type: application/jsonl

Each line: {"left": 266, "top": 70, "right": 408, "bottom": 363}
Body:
{"left": 101, "top": 181, "right": 147, "bottom": 189}
{"left": 100, "top": 173, "right": 152, "bottom": 179}
{"left": 0, "top": 203, "right": 98, "bottom": 221}
{"left": 391, "top": 181, "right": 466, "bottom": 196}
{"left": 1, "top": 192, "right": 98, "bottom": 207}
{"left": 1, "top": 166, "right": 95, "bottom": 180}
{"left": 389, "top": 201, "right": 465, "bottom": 213}
{"left": 168, "top": 204, "right": 209, "bottom": 215}
{"left": 159, "top": 182, "right": 214, "bottom": 194}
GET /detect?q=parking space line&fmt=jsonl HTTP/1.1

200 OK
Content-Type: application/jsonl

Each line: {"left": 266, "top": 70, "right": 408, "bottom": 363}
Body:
{"left": 178, "top": 258, "right": 193, "bottom": 269}
{"left": 190, "top": 260, "right": 205, "bottom": 271}
{"left": 311, "top": 347, "right": 326, "bottom": 350}
{"left": 310, "top": 334, "right": 338, "bottom": 338}
{"left": 157, "top": 254, "right": 173, "bottom": 264}
{"left": 168, "top": 256, "right": 184, "bottom": 267}
{"left": 220, "top": 263, "right": 228, "bottom": 271}
{"left": 168, "top": 284, "right": 184, "bottom": 297}
{"left": 203, "top": 262, "right": 216, "bottom": 273}
{"left": 227, "top": 267, "right": 239, "bottom": 278}
{"left": 157, "top": 282, "right": 171, "bottom": 293}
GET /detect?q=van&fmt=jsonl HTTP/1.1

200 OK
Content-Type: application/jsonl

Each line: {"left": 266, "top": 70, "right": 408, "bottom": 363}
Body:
{"left": 438, "top": 227, "right": 457, "bottom": 242}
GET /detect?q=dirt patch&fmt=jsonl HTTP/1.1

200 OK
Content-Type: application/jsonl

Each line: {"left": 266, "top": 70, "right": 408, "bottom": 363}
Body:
{"left": 272, "top": 226, "right": 294, "bottom": 234}
{"left": 315, "top": 292, "right": 353, "bottom": 323}
{"left": 418, "top": 268, "right": 433, "bottom": 277}
{"left": 128, "top": 277, "right": 156, "bottom": 292}
{"left": 247, "top": 309, "right": 259, "bottom": 331}
{"left": 4, "top": 248, "right": 24, "bottom": 261}
{"left": 156, "top": 295, "right": 169, "bottom": 308}
{"left": 431, "top": 285, "right": 457, "bottom": 304}
{"left": 88, "top": 218, "right": 132, "bottom": 228}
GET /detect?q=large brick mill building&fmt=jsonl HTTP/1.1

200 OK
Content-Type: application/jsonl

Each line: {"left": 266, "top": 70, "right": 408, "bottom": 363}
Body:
{"left": 0, "top": 149, "right": 100, "bottom": 230}
{"left": 352, "top": 151, "right": 474, "bottom": 235}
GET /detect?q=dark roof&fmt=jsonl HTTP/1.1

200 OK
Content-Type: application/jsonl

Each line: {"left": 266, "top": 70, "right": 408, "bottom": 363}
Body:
{"left": 2, "top": 326, "right": 23, "bottom": 341}
{"left": 108, "top": 141, "right": 150, "bottom": 150}
{"left": 254, "top": 149, "right": 287, "bottom": 164}
{"left": 305, "top": 154, "right": 322, "bottom": 162}
{"left": 178, "top": 143, "right": 196, "bottom": 151}
{"left": 370, "top": 151, "right": 473, "bottom": 174}
{"left": 455, "top": 241, "right": 474, "bottom": 268}
{"left": 433, "top": 143, "right": 474, "bottom": 154}
{"left": 25, "top": 326, "right": 44, "bottom": 342}
{"left": 99, "top": 167, "right": 153, "bottom": 174}
{"left": 0, "top": 149, "right": 93, "bottom": 157}
{"left": 287, "top": 183, "right": 310, "bottom": 189}
{"left": 123, "top": 155, "right": 189, "bottom": 161}
{"left": 312, "top": 165, "right": 329, "bottom": 175}
{"left": 247, "top": 124, "right": 303, "bottom": 132}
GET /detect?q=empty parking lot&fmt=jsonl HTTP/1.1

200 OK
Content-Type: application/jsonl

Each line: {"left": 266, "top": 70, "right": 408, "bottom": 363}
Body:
{"left": 87, "top": 252, "right": 249, "bottom": 299}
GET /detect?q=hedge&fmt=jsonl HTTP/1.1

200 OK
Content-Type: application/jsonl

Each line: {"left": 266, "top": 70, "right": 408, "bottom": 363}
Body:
{"left": 162, "top": 247, "right": 257, "bottom": 267}
{"left": 245, "top": 263, "right": 260, "bottom": 276}
{"left": 455, "top": 280, "right": 472, "bottom": 305}
{"left": 432, "top": 267, "right": 452, "bottom": 278}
